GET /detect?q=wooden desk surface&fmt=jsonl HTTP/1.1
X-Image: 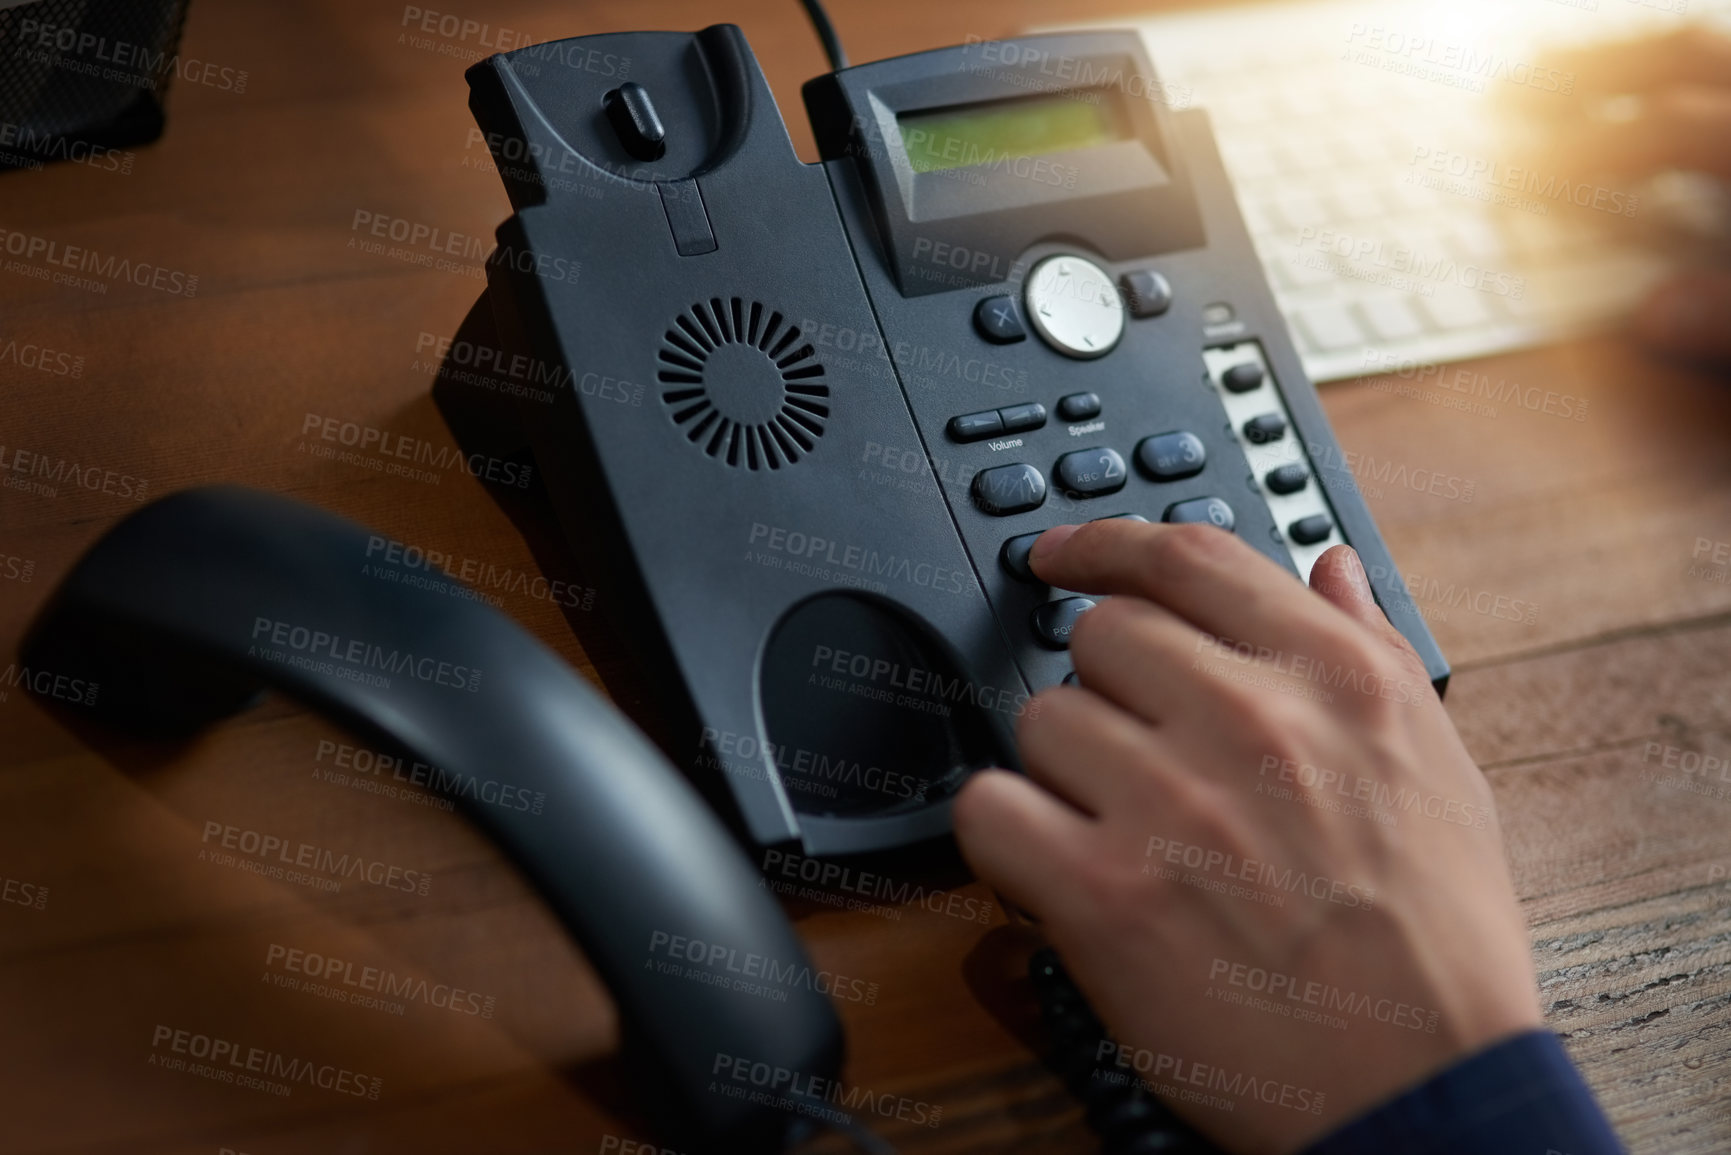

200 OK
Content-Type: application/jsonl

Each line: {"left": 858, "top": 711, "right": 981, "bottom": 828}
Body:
{"left": 3, "top": 1, "right": 1729, "bottom": 1151}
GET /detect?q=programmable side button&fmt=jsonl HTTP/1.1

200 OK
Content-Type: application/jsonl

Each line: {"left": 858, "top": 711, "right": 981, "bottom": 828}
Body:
{"left": 1001, "top": 532, "right": 1045, "bottom": 583}
{"left": 1265, "top": 463, "right": 1309, "bottom": 495}
{"left": 1289, "top": 515, "right": 1334, "bottom": 546}
{"left": 972, "top": 463, "right": 1047, "bottom": 516}
{"left": 1057, "top": 392, "right": 1101, "bottom": 422}
{"left": 948, "top": 410, "right": 1004, "bottom": 442}
{"left": 1055, "top": 447, "right": 1128, "bottom": 497}
{"left": 1222, "top": 362, "right": 1265, "bottom": 393}
{"left": 1165, "top": 497, "right": 1236, "bottom": 531}
{"left": 999, "top": 402, "right": 1048, "bottom": 434}
{"left": 1134, "top": 431, "right": 1206, "bottom": 481}
{"left": 974, "top": 295, "right": 1027, "bottom": 344}
{"left": 1033, "top": 597, "right": 1096, "bottom": 650}
{"left": 1243, "top": 413, "right": 1288, "bottom": 444}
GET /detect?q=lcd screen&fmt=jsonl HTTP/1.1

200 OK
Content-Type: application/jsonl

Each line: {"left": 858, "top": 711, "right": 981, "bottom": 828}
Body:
{"left": 898, "top": 91, "right": 1124, "bottom": 174}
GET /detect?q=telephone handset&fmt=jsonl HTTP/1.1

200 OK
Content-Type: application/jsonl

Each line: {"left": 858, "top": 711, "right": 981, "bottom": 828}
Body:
{"left": 439, "top": 24, "right": 1449, "bottom": 856}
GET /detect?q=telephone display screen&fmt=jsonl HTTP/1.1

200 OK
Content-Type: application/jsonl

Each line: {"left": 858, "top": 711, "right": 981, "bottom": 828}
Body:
{"left": 898, "top": 91, "right": 1123, "bottom": 173}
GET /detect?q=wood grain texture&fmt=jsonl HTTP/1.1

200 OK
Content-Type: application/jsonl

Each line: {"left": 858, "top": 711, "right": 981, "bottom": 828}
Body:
{"left": 3, "top": 0, "right": 1730, "bottom": 1152}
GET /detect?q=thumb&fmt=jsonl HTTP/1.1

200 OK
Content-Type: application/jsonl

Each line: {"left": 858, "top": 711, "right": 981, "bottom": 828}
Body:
{"left": 1308, "top": 545, "right": 1424, "bottom": 665}
{"left": 1635, "top": 271, "right": 1731, "bottom": 365}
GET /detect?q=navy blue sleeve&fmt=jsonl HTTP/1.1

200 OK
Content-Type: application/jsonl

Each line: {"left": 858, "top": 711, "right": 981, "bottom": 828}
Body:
{"left": 1300, "top": 1030, "right": 1625, "bottom": 1155}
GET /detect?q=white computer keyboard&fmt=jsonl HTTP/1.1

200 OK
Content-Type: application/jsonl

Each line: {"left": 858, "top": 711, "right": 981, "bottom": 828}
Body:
{"left": 1055, "top": 0, "right": 1727, "bottom": 381}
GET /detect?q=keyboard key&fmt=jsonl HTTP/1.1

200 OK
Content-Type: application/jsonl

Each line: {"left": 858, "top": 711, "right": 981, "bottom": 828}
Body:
{"left": 1358, "top": 295, "right": 1427, "bottom": 341}
{"left": 1293, "top": 303, "right": 1367, "bottom": 351}
{"left": 1418, "top": 287, "right": 1493, "bottom": 330}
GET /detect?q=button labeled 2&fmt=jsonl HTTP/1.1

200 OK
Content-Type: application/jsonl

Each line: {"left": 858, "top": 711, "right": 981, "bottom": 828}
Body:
{"left": 1055, "top": 447, "right": 1127, "bottom": 498}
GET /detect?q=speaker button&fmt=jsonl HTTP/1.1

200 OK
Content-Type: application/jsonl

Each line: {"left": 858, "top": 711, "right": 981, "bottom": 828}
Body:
{"left": 1057, "top": 392, "right": 1102, "bottom": 422}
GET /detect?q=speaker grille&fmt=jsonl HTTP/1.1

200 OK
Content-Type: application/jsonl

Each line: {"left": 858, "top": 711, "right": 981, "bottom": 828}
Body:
{"left": 656, "top": 298, "right": 830, "bottom": 470}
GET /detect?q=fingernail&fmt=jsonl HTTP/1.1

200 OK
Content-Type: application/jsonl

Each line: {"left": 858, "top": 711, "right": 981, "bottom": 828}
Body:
{"left": 1030, "top": 524, "right": 1080, "bottom": 560}
{"left": 1338, "top": 547, "right": 1374, "bottom": 603}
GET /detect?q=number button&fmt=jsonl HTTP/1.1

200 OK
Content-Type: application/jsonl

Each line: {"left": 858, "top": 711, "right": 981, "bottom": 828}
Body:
{"left": 972, "top": 463, "right": 1048, "bottom": 516}
{"left": 1164, "top": 497, "right": 1236, "bottom": 532}
{"left": 1135, "top": 431, "right": 1207, "bottom": 481}
{"left": 1054, "top": 447, "right": 1127, "bottom": 498}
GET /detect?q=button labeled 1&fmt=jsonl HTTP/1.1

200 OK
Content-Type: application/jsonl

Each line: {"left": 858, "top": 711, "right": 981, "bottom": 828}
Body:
{"left": 972, "top": 463, "right": 1047, "bottom": 516}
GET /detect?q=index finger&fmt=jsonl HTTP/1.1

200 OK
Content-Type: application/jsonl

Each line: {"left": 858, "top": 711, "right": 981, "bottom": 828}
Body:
{"left": 1029, "top": 519, "right": 1366, "bottom": 665}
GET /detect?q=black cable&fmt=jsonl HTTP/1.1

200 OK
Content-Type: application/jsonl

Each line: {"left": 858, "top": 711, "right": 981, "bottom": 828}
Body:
{"left": 798, "top": 0, "right": 849, "bottom": 70}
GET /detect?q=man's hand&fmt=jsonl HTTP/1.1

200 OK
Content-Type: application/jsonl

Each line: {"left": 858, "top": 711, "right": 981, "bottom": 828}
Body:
{"left": 953, "top": 521, "right": 1541, "bottom": 1155}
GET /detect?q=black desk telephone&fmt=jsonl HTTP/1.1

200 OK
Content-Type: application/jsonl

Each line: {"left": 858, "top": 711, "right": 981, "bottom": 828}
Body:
{"left": 437, "top": 22, "right": 1449, "bottom": 856}
{"left": 24, "top": 17, "right": 1448, "bottom": 1155}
